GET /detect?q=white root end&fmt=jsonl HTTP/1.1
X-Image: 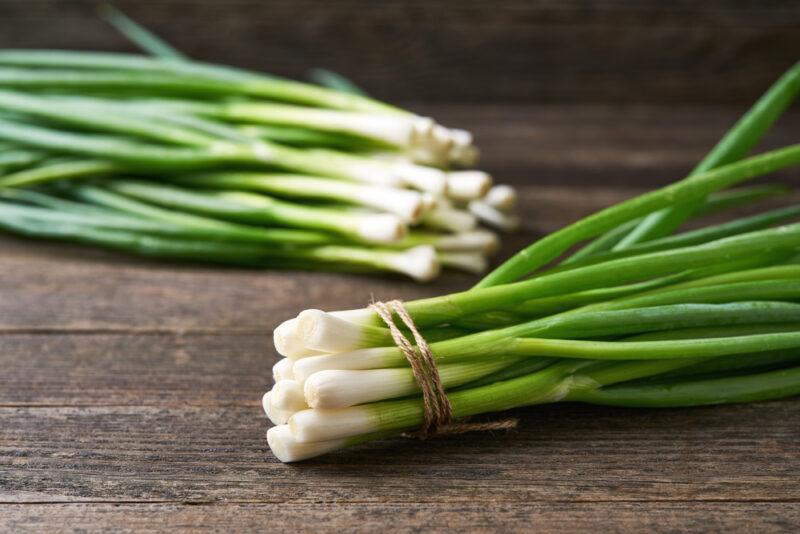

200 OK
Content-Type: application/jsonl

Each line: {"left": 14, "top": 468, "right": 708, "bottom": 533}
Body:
{"left": 289, "top": 406, "right": 377, "bottom": 443}
{"left": 293, "top": 348, "right": 395, "bottom": 381}
{"left": 273, "top": 318, "right": 326, "bottom": 358}
{"left": 468, "top": 200, "right": 520, "bottom": 231}
{"left": 271, "top": 380, "right": 309, "bottom": 412}
{"left": 356, "top": 213, "right": 407, "bottom": 243}
{"left": 304, "top": 368, "right": 416, "bottom": 409}
{"left": 431, "top": 124, "right": 456, "bottom": 146}
{"left": 446, "top": 171, "right": 492, "bottom": 202}
{"left": 330, "top": 308, "right": 379, "bottom": 326}
{"left": 355, "top": 187, "right": 426, "bottom": 223}
{"left": 406, "top": 148, "right": 445, "bottom": 167}
{"left": 419, "top": 193, "right": 439, "bottom": 213}
{"left": 262, "top": 391, "right": 295, "bottom": 425}
{"left": 451, "top": 145, "right": 479, "bottom": 167}
{"left": 267, "top": 424, "right": 348, "bottom": 463}
{"left": 423, "top": 125, "right": 457, "bottom": 166}
{"left": 398, "top": 119, "right": 452, "bottom": 166}
{"left": 449, "top": 128, "right": 473, "bottom": 147}
{"left": 435, "top": 196, "right": 454, "bottom": 209}
{"left": 345, "top": 160, "right": 406, "bottom": 188}
{"left": 432, "top": 230, "right": 500, "bottom": 254}
{"left": 296, "top": 309, "right": 368, "bottom": 353}
{"left": 485, "top": 184, "right": 518, "bottom": 211}
{"left": 423, "top": 205, "right": 478, "bottom": 233}
{"left": 438, "top": 251, "right": 489, "bottom": 275}
{"left": 390, "top": 162, "right": 448, "bottom": 196}
{"left": 411, "top": 117, "right": 436, "bottom": 141}
{"left": 447, "top": 129, "right": 479, "bottom": 166}
{"left": 262, "top": 391, "right": 272, "bottom": 416}
{"left": 347, "top": 115, "right": 417, "bottom": 147}
{"left": 303, "top": 361, "right": 510, "bottom": 409}
{"left": 386, "top": 245, "right": 440, "bottom": 282}
{"left": 272, "top": 358, "right": 295, "bottom": 382}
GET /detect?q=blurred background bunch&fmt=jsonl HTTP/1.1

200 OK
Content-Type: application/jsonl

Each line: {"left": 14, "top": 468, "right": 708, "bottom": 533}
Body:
{"left": 0, "top": 3, "right": 527, "bottom": 281}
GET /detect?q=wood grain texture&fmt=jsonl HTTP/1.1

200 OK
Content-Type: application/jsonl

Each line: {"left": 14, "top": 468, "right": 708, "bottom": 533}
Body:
{"left": 2, "top": 503, "right": 799, "bottom": 534}
{"left": 0, "top": 1, "right": 798, "bottom": 105}
{"left": 2, "top": 403, "right": 799, "bottom": 503}
{"left": 0, "top": 334, "right": 271, "bottom": 406}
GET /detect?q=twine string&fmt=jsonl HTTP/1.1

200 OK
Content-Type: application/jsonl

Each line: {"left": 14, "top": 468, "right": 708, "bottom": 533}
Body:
{"left": 369, "top": 299, "right": 518, "bottom": 438}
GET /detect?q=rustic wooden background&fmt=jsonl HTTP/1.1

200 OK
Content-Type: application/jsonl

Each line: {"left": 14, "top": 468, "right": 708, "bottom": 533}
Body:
{"left": 3, "top": 0, "right": 800, "bottom": 106}
{"left": 1, "top": 1, "right": 799, "bottom": 532}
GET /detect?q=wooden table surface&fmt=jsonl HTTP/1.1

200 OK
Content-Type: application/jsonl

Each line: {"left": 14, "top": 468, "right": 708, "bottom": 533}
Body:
{"left": 1, "top": 103, "right": 799, "bottom": 532}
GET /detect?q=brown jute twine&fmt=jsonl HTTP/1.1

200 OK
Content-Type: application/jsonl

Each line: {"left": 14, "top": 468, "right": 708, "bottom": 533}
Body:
{"left": 369, "top": 299, "right": 518, "bottom": 439}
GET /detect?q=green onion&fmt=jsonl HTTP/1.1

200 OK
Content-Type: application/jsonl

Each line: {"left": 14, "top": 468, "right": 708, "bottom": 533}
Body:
{"left": 571, "top": 366, "right": 800, "bottom": 407}
{"left": 264, "top": 65, "right": 800, "bottom": 462}
{"left": 0, "top": 54, "right": 398, "bottom": 113}
{"left": 308, "top": 68, "right": 367, "bottom": 96}
{"left": 166, "top": 172, "right": 428, "bottom": 223}
{"left": 0, "top": 15, "right": 516, "bottom": 278}
{"left": 100, "top": 179, "right": 409, "bottom": 243}
{"left": 562, "top": 184, "right": 792, "bottom": 264}
{"left": 615, "top": 61, "right": 800, "bottom": 248}
{"left": 476, "top": 144, "right": 800, "bottom": 287}
{"left": 100, "top": 5, "right": 187, "bottom": 62}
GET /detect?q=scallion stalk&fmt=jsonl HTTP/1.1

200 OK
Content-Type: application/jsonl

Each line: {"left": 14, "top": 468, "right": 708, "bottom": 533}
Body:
{"left": 615, "top": 61, "right": 800, "bottom": 248}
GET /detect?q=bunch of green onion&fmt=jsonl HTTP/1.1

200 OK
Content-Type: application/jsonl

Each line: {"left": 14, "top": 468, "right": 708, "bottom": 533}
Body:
{"left": 0, "top": 10, "right": 517, "bottom": 280}
{"left": 264, "top": 61, "right": 800, "bottom": 462}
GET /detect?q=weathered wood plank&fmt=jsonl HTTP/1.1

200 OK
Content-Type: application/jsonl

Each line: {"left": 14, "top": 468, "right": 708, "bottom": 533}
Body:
{"left": 0, "top": 246, "right": 476, "bottom": 331}
{"left": 2, "top": 502, "right": 800, "bottom": 533}
{"left": 2, "top": 403, "right": 799, "bottom": 503}
{"left": 414, "top": 104, "right": 800, "bottom": 187}
{"left": 0, "top": 1, "right": 798, "bottom": 105}
{"left": 0, "top": 334, "right": 271, "bottom": 406}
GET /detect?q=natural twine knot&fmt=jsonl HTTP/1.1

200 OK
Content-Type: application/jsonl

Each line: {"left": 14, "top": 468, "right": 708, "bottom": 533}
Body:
{"left": 369, "top": 299, "right": 518, "bottom": 439}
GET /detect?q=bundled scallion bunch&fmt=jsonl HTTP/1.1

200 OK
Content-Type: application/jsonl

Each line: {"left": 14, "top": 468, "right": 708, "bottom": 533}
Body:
{"left": 264, "top": 62, "right": 800, "bottom": 462}
{"left": 0, "top": 10, "right": 517, "bottom": 280}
